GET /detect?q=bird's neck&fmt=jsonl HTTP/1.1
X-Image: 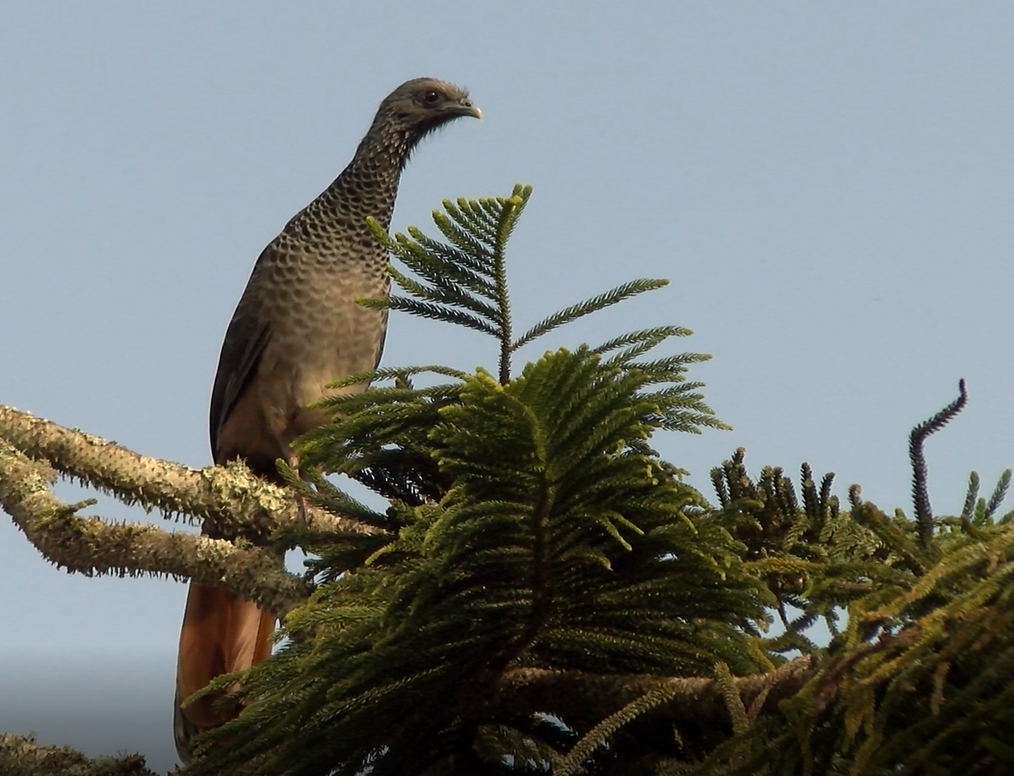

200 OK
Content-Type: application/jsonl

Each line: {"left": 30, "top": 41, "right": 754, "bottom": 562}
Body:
{"left": 311, "top": 128, "right": 418, "bottom": 231}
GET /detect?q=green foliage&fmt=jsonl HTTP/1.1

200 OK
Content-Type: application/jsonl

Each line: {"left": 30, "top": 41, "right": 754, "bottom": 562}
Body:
{"left": 181, "top": 186, "right": 766, "bottom": 775}
{"left": 696, "top": 436, "right": 1014, "bottom": 775}
{"left": 362, "top": 185, "right": 706, "bottom": 389}
{"left": 981, "top": 710, "right": 1014, "bottom": 763}
{"left": 191, "top": 353, "right": 766, "bottom": 775}
{"left": 179, "top": 187, "right": 1014, "bottom": 776}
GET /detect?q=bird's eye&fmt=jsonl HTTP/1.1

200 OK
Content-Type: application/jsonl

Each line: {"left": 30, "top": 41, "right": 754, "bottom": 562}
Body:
{"left": 421, "top": 90, "right": 441, "bottom": 106}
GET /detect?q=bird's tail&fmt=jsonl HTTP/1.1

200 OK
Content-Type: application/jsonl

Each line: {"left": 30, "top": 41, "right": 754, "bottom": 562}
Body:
{"left": 174, "top": 583, "right": 275, "bottom": 763}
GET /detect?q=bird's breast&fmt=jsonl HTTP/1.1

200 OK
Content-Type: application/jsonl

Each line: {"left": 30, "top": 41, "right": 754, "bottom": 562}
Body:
{"left": 248, "top": 241, "right": 389, "bottom": 440}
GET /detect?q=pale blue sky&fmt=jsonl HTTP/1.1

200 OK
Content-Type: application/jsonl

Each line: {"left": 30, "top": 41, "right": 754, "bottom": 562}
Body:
{"left": 2, "top": 3, "right": 1013, "bottom": 772}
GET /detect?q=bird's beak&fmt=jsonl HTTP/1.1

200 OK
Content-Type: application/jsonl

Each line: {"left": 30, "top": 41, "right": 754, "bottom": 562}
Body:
{"left": 455, "top": 100, "right": 483, "bottom": 121}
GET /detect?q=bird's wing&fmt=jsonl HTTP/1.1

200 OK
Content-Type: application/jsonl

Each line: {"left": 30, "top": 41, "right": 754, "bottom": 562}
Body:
{"left": 209, "top": 250, "right": 278, "bottom": 461}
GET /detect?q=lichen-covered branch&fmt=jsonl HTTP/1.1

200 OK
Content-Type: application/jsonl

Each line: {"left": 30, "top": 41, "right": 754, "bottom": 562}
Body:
{"left": 0, "top": 440, "right": 311, "bottom": 616}
{"left": 0, "top": 733, "right": 158, "bottom": 776}
{"left": 0, "top": 404, "right": 380, "bottom": 540}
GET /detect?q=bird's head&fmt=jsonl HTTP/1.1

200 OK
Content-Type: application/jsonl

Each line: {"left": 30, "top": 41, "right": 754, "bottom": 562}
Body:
{"left": 374, "top": 78, "right": 482, "bottom": 145}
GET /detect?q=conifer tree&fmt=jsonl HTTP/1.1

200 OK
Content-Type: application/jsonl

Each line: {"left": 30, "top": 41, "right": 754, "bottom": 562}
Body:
{"left": 2, "top": 185, "right": 1013, "bottom": 775}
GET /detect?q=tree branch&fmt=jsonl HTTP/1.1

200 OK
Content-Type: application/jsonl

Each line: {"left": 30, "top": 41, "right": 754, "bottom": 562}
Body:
{"left": 909, "top": 379, "right": 968, "bottom": 544}
{"left": 0, "top": 733, "right": 158, "bottom": 776}
{"left": 0, "top": 440, "right": 311, "bottom": 616}
{"left": 0, "top": 404, "right": 381, "bottom": 540}
{"left": 497, "top": 656, "right": 812, "bottom": 730}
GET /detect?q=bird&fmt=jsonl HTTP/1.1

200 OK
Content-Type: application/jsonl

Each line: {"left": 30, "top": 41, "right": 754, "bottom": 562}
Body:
{"left": 174, "top": 78, "right": 481, "bottom": 762}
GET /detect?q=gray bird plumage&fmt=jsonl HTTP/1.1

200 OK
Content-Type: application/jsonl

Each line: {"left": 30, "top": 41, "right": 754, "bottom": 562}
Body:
{"left": 175, "top": 78, "right": 480, "bottom": 762}
{"left": 210, "top": 78, "right": 481, "bottom": 476}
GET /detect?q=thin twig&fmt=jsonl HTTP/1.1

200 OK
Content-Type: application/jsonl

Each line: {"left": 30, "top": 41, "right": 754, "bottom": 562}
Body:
{"left": 499, "top": 656, "right": 812, "bottom": 730}
{"left": 909, "top": 380, "right": 968, "bottom": 545}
